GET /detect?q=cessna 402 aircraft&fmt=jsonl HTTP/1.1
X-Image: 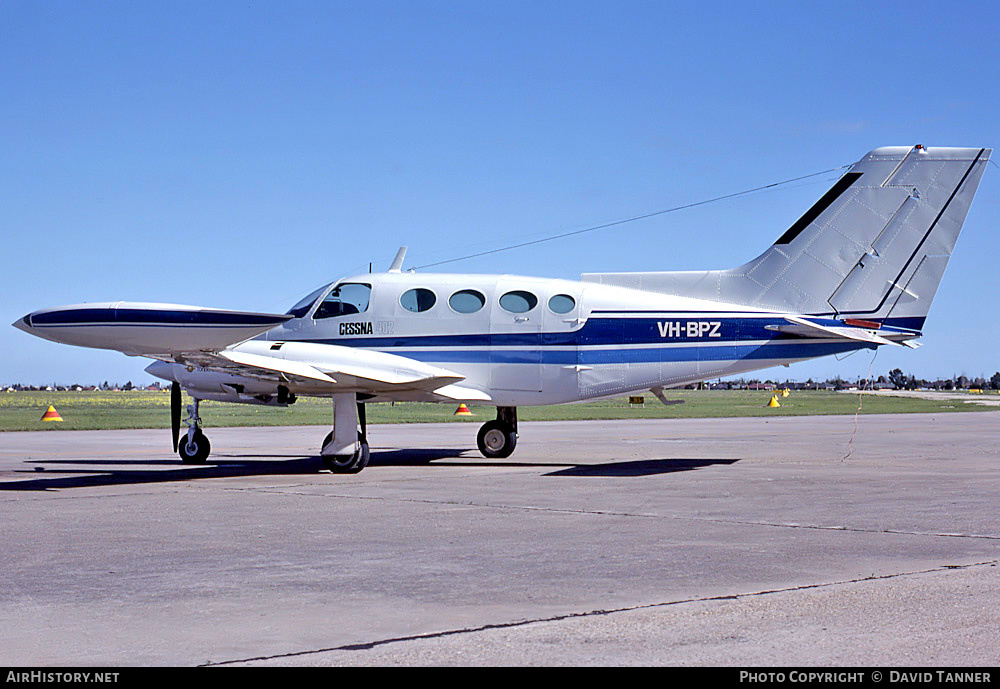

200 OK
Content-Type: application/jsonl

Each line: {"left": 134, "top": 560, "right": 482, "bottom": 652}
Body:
{"left": 14, "top": 145, "right": 990, "bottom": 473}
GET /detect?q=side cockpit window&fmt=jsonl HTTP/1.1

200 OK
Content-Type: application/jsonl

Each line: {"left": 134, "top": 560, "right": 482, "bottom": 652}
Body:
{"left": 314, "top": 283, "right": 372, "bottom": 319}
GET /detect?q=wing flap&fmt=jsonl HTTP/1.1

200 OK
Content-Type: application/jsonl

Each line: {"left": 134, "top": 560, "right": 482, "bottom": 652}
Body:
{"left": 430, "top": 384, "right": 493, "bottom": 401}
{"left": 324, "top": 362, "right": 461, "bottom": 387}
{"left": 217, "top": 349, "right": 337, "bottom": 383}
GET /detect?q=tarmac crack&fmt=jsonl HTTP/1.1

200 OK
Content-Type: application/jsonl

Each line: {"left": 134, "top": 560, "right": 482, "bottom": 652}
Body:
{"left": 200, "top": 558, "right": 999, "bottom": 667}
{"left": 222, "top": 485, "right": 1000, "bottom": 542}
{"left": 669, "top": 515, "right": 1000, "bottom": 541}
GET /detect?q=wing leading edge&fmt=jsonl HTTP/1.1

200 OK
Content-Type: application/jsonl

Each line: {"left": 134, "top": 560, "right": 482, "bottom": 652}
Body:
{"left": 14, "top": 302, "right": 293, "bottom": 356}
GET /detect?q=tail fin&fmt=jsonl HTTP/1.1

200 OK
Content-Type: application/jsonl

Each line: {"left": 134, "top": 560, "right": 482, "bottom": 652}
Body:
{"left": 583, "top": 145, "right": 991, "bottom": 330}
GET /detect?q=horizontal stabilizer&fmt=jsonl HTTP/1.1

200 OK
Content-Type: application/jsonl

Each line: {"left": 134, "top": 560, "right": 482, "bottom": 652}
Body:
{"left": 770, "top": 315, "right": 899, "bottom": 346}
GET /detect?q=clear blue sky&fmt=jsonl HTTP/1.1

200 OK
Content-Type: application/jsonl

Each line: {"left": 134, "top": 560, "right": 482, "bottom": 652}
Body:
{"left": 2, "top": 0, "right": 998, "bottom": 385}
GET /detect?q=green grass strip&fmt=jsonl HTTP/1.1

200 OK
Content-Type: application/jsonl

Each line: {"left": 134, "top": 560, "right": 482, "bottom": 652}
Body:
{"left": 0, "top": 389, "right": 992, "bottom": 432}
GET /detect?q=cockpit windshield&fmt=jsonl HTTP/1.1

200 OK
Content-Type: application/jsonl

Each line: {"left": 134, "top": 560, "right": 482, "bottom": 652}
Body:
{"left": 314, "top": 283, "right": 372, "bottom": 319}
{"left": 285, "top": 284, "right": 330, "bottom": 319}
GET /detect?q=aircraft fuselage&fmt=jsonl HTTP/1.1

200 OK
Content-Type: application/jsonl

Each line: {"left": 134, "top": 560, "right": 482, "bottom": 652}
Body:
{"left": 156, "top": 270, "right": 876, "bottom": 407}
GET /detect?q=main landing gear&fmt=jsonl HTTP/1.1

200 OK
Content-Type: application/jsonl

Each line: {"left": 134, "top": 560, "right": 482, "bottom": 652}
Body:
{"left": 477, "top": 406, "right": 518, "bottom": 459}
{"left": 167, "top": 387, "right": 517, "bottom": 472}
{"left": 177, "top": 396, "right": 212, "bottom": 464}
{"left": 318, "top": 401, "right": 518, "bottom": 473}
{"left": 321, "top": 393, "right": 370, "bottom": 473}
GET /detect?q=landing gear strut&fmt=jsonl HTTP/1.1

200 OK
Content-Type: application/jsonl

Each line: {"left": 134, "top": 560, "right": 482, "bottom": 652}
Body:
{"left": 477, "top": 406, "right": 518, "bottom": 459}
{"left": 177, "top": 397, "right": 211, "bottom": 464}
{"left": 321, "top": 393, "right": 370, "bottom": 473}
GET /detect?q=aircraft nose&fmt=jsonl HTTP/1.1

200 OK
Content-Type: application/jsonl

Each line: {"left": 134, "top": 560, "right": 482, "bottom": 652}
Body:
{"left": 12, "top": 314, "right": 34, "bottom": 333}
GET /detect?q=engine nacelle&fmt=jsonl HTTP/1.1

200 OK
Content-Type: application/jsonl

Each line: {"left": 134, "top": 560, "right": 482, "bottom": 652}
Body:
{"left": 145, "top": 361, "right": 295, "bottom": 406}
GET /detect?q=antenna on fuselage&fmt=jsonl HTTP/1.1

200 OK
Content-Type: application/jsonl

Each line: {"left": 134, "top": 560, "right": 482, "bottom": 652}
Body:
{"left": 388, "top": 246, "right": 408, "bottom": 272}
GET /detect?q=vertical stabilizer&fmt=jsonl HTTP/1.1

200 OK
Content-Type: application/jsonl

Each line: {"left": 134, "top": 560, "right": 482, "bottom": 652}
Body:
{"left": 583, "top": 145, "right": 990, "bottom": 330}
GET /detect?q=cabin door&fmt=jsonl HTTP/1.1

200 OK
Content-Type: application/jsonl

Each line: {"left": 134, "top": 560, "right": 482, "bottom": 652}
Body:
{"left": 489, "top": 280, "right": 543, "bottom": 392}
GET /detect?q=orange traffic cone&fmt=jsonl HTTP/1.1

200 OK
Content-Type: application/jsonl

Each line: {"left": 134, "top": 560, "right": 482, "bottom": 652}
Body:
{"left": 454, "top": 404, "right": 473, "bottom": 416}
{"left": 40, "top": 405, "right": 63, "bottom": 422}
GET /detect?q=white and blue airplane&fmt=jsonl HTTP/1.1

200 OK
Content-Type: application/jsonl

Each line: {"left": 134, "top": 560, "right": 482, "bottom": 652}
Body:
{"left": 14, "top": 145, "right": 990, "bottom": 473}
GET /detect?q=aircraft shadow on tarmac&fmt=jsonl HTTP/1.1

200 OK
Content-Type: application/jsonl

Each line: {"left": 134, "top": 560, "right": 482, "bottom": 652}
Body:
{"left": 543, "top": 458, "right": 739, "bottom": 477}
{"left": 369, "top": 450, "right": 740, "bottom": 476}
{"left": 0, "top": 451, "right": 739, "bottom": 491}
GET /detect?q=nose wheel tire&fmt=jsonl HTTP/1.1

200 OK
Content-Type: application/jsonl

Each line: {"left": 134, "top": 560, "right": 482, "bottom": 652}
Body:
{"left": 178, "top": 430, "right": 211, "bottom": 464}
{"left": 477, "top": 420, "right": 517, "bottom": 459}
{"left": 321, "top": 431, "right": 370, "bottom": 473}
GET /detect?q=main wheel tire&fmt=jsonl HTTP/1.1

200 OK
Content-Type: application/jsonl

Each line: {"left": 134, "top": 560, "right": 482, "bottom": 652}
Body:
{"left": 321, "top": 431, "right": 370, "bottom": 474}
{"left": 477, "top": 420, "right": 517, "bottom": 459}
{"left": 178, "top": 430, "right": 211, "bottom": 464}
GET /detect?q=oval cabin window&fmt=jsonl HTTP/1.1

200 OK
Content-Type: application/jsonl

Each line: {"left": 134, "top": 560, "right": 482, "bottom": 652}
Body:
{"left": 449, "top": 289, "right": 486, "bottom": 314}
{"left": 548, "top": 294, "right": 576, "bottom": 314}
{"left": 400, "top": 288, "right": 437, "bottom": 313}
{"left": 499, "top": 290, "right": 538, "bottom": 314}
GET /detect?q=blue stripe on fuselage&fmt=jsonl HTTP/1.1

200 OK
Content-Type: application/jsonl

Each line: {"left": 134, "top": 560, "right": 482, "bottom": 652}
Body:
{"left": 299, "top": 317, "right": 798, "bottom": 348}
{"left": 287, "top": 316, "right": 876, "bottom": 364}
{"left": 381, "top": 341, "right": 865, "bottom": 365}
{"left": 589, "top": 311, "right": 926, "bottom": 333}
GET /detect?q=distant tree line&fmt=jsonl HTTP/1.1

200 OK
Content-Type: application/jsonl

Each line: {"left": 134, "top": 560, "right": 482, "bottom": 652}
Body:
{"left": 6, "top": 372, "right": 1000, "bottom": 393}
{"left": 883, "top": 369, "right": 1000, "bottom": 391}
{"left": 3, "top": 380, "right": 164, "bottom": 392}
{"left": 704, "top": 370, "right": 1000, "bottom": 391}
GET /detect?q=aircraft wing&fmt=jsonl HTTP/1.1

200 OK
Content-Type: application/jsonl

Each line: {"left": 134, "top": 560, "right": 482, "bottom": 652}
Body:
{"left": 14, "top": 302, "right": 294, "bottom": 356}
{"left": 213, "top": 349, "right": 338, "bottom": 384}
{"left": 175, "top": 340, "right": 485, "bottom": 398}
{"left": 16, "top": 302, "right": 490, "bottom": 399}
